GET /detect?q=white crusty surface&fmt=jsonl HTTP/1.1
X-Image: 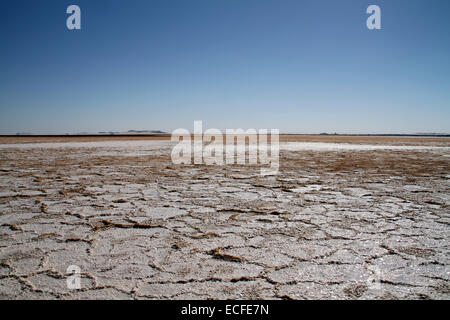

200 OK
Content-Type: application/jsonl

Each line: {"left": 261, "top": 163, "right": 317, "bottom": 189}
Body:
{"left": 0, "top": 140, "right": 449, "bottom": 299}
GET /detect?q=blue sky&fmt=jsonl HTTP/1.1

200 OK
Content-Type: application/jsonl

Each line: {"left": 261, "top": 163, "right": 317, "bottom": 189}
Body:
{"left": 0, "top": 0, "right": 449, "bottom": 134}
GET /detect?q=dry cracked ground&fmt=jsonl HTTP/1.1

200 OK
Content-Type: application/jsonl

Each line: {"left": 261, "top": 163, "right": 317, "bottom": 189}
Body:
{"left": 0, "top": 137, "right": 449, "bottom": 299}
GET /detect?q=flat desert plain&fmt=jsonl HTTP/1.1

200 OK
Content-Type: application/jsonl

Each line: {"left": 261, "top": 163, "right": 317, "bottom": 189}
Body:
{"left": 0, "top": 136, "right": 449, "bottom": 299}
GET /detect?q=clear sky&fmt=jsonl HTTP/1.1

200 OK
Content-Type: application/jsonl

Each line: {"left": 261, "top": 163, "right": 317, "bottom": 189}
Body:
{"left": 0, "top": 0, "right": 449, "bottom": 134}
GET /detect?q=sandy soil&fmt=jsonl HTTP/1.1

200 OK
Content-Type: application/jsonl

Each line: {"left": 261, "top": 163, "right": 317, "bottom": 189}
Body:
{"left": 0, "top": 138, "right": 449, "bottom": 299}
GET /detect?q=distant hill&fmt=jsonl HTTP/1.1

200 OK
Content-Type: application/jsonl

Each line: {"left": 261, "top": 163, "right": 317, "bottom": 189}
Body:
{"left": 97, "top": 130, "right": 167, "bottom": 135}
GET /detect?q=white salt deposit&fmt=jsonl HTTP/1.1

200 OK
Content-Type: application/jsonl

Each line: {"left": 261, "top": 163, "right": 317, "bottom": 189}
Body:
{"left": 0, "top": 140, "right": 448, "bottom": 153}
{"left": 280, "top": 142, "right": 450, "bottom": 152}
{"left": 0, "top": 140, "right": 170, "bottom": 149}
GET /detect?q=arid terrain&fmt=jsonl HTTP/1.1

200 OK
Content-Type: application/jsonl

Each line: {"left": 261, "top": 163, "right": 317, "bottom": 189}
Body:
{"left": 0, "top": 136, "right": 449, "bottom": 299}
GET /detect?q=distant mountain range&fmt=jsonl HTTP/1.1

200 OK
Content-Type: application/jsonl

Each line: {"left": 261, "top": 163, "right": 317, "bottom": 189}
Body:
{"left": 13, "top": 130, "right": 167, "bottom": 136}
{"left": 97, "top": 130, "right": 167, "bottom": 135}
{"left": 12, "top": 131, "right": 448, "bottom": 136}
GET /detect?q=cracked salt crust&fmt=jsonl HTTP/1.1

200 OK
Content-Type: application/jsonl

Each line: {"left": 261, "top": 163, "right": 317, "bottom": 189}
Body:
{"left": 0, "top": 139, "right": 449, "bottom": 299}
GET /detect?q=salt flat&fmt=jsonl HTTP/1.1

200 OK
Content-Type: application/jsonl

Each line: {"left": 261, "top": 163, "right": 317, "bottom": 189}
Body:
{"left": 0, "top": 138, "right": 449, "bottom": 299}
{"left": 1, "top": 140, "right": 449, "bottom": 151}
